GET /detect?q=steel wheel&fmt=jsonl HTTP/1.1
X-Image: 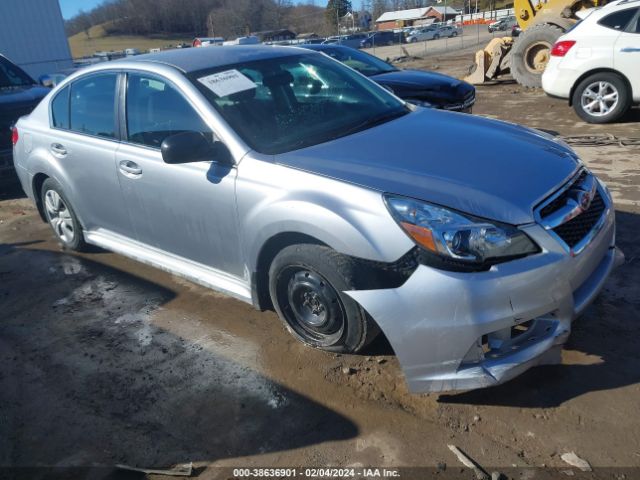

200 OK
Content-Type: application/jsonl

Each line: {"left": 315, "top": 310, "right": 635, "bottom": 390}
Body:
{"left": 276, "top": 266, "right": 345, "bottom": 346}
{"left": 44, "top": 189, "right": 75, "bottom": 244}
{"left": 580, "top": 81, "right": 619, "bottom": 117}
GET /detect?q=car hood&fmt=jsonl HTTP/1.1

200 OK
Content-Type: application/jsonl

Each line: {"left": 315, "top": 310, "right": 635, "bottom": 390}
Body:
{"left": 0, "top": 85, "right": 49, "bottom": 149}
{"left": 0, "top": 84, "right": 49, "bottom": 108}
{"left": 274, "top": 108, "right": 579, "bottom": 225}
{"left": 371, "top": 70, "right": 473, "bottom": 105}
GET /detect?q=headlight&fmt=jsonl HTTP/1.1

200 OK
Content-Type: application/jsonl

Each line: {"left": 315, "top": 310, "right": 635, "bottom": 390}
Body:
{"left": 384, "top": 195, "right": 539, "bottom": 266}
{"left": 408, "top": 99, "right": 434, "bottom": 108}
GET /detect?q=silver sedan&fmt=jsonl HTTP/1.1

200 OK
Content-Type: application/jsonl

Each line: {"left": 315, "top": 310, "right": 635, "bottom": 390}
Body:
{"left": 12, "top": 46, "right": 623, "bottom": 392}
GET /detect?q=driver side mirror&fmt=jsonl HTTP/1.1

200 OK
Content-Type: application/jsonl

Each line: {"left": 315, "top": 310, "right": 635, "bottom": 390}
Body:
{"left": 160, "top": 131, "right": 232, "bottom": 165}
{"left": 38, "top": 74, "right": 54, "bottom": 88}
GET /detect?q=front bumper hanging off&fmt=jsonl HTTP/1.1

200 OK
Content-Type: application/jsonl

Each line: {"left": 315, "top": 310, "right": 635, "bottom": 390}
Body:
{"left": 346, "top": 209, "right": 623, "bottom": 393}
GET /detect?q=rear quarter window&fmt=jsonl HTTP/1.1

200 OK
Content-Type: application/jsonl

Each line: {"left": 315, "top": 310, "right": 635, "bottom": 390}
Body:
{"left": 51, "top": 85, "right": 70, "bottom": 129}
{"left": 598, "top": 7, "right": 639, "bottom": 30}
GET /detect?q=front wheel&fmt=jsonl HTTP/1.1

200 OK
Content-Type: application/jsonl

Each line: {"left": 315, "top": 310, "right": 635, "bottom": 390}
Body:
{"left": 410, "top": 37, "right": 417, "bottom": 43}
{"left": 572, "top": 72, "right": 631, "bottom": 124}
{"left": 268, "top": 244, "right": 379, "bottom": 353}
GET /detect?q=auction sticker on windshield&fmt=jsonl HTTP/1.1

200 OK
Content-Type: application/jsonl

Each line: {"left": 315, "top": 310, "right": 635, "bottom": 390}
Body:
{"left": 198, "top": 69, "right": 257, "bottom": 98}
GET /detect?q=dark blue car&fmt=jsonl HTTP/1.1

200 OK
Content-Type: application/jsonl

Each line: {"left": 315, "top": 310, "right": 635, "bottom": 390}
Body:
{"left": 300, "top": 44, "right": 475, "bottom": 113}
{"left": 0, "top": 54, "right": 49, "bottom": 183}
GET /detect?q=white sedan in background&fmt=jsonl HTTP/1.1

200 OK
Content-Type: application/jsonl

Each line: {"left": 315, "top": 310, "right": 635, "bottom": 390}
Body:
{"left": 542, "top": 0, "right": 640, "bottom": 123}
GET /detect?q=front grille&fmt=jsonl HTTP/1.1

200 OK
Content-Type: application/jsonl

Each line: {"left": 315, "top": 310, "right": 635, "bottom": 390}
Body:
{"left": 540, "top": 170, "right": 588, "bottom": 218}
{"left": 552, "top": 191, "right": 605, "bottom": 248}
{"left": 536, "top": 169, "right": 608, "bottom": 253}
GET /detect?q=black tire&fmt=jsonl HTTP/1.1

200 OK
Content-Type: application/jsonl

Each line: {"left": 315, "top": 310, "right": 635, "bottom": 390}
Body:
{"left": 268, "top": 244, "right": 379, "bottom": 353}
{"left": 40, "top": 178, "right": 88, "bottom": 251}
{"left": 572, "top": 72, "right": 631, "bottom": 124}
{"left": 410, "top": 37, "right": 417, "bottom": 43}
{"left": 452, "top": 32, "right": 458, "bottom": 37}
{"left": 434, "top": 34, "right": 440, "bottom": 40}
{"left": 511, "top": 23, "right": 564, "bottom": 88}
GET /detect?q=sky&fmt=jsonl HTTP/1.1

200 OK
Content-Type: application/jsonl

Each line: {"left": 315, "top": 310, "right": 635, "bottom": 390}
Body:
{"left": 58, "top": 0, "right": 365, "bottom": 20}
{"left": 59, "top": 0, "right": 101, "bottom": 19}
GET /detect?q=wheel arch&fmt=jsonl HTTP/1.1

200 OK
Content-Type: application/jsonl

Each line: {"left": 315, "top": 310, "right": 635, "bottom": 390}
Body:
{"left": 251, "top": 231, "right": 326, "bottom": 311}
{"left": 32, "top": 173, "right": 50, "bottom": 222}
{"left": 250, "top": 225, "right": 418, "bottom": 312}
{"left": 568, "top": 68, "right": 633, "bottom": 106}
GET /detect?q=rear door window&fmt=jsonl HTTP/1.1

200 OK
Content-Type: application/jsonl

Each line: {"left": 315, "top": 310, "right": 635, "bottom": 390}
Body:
{"left": 70, "top": 73, "right": 118, "bottom": 138}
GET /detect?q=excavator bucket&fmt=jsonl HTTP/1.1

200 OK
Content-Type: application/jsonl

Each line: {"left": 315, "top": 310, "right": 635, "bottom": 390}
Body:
{"left": 464, "top": 37, "right": 514, "bottom": 85}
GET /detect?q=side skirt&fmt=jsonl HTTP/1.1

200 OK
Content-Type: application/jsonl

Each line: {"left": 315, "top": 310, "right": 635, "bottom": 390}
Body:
{"left": 84, "top": 228, "right": 253, "bottom": 304}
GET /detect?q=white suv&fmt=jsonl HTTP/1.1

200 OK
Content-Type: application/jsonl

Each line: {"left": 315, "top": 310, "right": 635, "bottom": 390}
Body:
{"left": 542, "top": 0, "right": 640, "bottom": 123}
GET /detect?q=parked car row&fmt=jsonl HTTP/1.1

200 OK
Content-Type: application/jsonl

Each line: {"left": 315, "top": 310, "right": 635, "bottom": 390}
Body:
{"left": 321, "top": 24, "right": 464, "bottom": 49}
{"left": 359, "top": 30, "right": 406, "bottom": 47}
{"left": 403, "top": 24, "right": 464, "bottom": 44}
{"left": 487, "top": 16, "right": 518, "bottom": 33}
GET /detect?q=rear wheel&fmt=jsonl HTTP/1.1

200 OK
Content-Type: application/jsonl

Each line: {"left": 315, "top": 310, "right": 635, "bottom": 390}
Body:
{"left": 268, "top": 244, "right": 379, "bottom": 353}
{"left": 434, "top": 34, "right": 440, "bottom": 40}
{"left": 510, "top": 23, "right": 564, "bottom": 88}
{"left": 572, "top": 72, "right": 631, "bottom": 124}
{"left": 41, "top": 178, "right": 88, "bottom": 251}
{"left": 410, "top": 37, "right": 417, "bottom": 43}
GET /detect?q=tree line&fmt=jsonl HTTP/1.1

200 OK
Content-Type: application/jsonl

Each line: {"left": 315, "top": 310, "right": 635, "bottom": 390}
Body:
{"left": 64, "top": 0, "right": 475, "bottom": 40}
{"left": 65, "top": 0, "right": 334, "bottom": 39}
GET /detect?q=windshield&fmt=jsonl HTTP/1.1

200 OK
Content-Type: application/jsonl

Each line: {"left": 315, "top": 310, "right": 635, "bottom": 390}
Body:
{"left": 321, "top": 47, "right": 397, "bottom": 76}
{"left": 190, "top": 53, "right": 408, "bottom": 155}
{"left": 0, "top": 56, "right": 35, "bottom": 88}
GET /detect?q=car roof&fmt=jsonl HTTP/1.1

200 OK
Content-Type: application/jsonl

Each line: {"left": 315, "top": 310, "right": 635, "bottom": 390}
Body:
{"left": 608, "top": 0, "right": 640, "bottom": 7}
{"left": 113, "top": 45, "right": 305, "bottom": 73}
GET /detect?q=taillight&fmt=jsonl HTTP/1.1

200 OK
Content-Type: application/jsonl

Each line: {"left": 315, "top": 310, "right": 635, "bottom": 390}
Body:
{"left": 11, "top": 126, "right": 18, "bottom": 146}
{"left": 551, "top": 40, "right": 576, "bottom": 57}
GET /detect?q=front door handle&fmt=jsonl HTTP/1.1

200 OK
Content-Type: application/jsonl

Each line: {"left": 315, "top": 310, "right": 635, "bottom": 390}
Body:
{"left": 50, "top": 143, "right": 67, "bottom": 156}
{"left": 620, "top": 47, "right": 640, "bottom": 52}
{"left": 119, "top": 160, "right": 142, "bottom": 176}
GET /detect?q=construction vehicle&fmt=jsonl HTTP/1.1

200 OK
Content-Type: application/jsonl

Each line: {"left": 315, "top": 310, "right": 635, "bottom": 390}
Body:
{"left": 466, "top": 0, "right": 608, "bottom": 87}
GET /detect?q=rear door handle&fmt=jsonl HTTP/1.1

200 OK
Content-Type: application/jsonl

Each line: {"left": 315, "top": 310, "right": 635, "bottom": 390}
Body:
{"left": 119, "top": 160, "right": 142, "bottom": 176}
{"left": 50, "top": 143, "right": 67, "bottom": 156}
{"left": 620, "top": 47, "right": 640, "bottom": 52}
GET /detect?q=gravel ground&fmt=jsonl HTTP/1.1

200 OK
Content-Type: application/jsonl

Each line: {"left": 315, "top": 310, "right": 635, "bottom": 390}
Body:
{"left": 1, "top": 44, "right": 639, "bottom": 479}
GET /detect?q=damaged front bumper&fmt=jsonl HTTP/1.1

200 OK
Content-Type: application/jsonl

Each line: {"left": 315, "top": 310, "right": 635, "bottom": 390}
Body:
{"left": 346, "top": 207, "right": 623, "bottom": 393}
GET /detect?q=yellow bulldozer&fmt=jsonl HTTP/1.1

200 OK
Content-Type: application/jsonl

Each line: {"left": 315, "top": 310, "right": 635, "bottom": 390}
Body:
{"left": 465, "top": 0, "right": 609, "bottom": 87}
